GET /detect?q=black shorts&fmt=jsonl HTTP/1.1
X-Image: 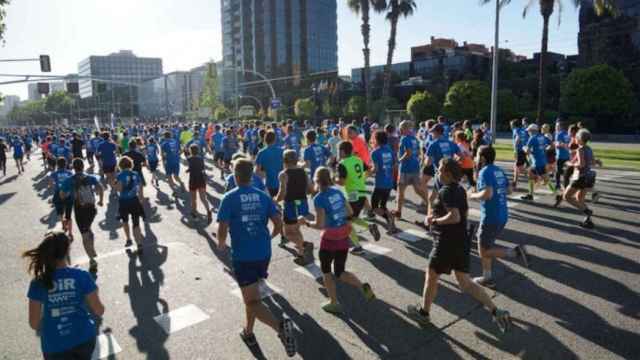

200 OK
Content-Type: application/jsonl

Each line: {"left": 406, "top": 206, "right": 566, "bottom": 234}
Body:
{"left": 103, "top": 164, "right": 116, "bottom": 174}
{"left": 570, "top": 172, "right": 596, "bottom": 190}
{"left": 319, "top": 249, "right": 348, "bottom": 278}
{"left": 74, "top": 205, "right": 97, "bottom": 234}
{"left": 54, "top": 196, "right": 73, "bottom": 219}
{"left": 348, "top": 197, "right": 366, "bottom": 219}
{"left": 148, "top": 160, "right": 159, "bottom": 172}
{"left": 43, "top": 338, "right": 96, "bottom": 360}
{"left": 118, "top": 198, "right": 145, "bottom": 227}
{"left": 214, "top": 151, "right": 224, "bottom": 162}
{"left": 428, "top": 232, "right": 470, "bottom": 275}
{"left": 422, "top": 164, "right": 435, "bottom": 177}
{"left": 515, "top": 150, "right": 528, "bottom": 167}
{"left": 47, "top": 157, "right": 56, "bottom": 168}
{"left": 371, "top": 188, "right": 391, "bottom": 210}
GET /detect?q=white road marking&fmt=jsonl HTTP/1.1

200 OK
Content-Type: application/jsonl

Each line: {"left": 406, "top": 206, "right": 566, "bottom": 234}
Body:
{"left": 230, "top": 279, "right": 282, "bottom": 300}
{"left": 395, "top": 229, "right": 429, "bottom": 243}
{"left": 294, "top": 262, "right": 324, "bottom": 280}
{"left": 153, "top": 304, "right": 210, "bottom": 335}
{"left": 91, "top": 332, "right": 122, "bottom": 360}
{"left": 73, "top": 242, "right": 182, "bottom": 266}
{"left": 362, "top": 243, "right": 392, "bottom": 259}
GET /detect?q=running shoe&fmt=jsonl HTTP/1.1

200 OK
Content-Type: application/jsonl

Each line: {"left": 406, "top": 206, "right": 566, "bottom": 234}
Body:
{"left": 366, "top": 210, "right": 376, "bottom": 220}
{"left": 191, "top": 211, "right": 198, "bottom": 219}
{"left": 580, "top": 218, "right": 595, "bottom": 229}
{"left": 472, "top": 276, "right": 496, "bottom": 289}
{"left": 240, "top": 329, "right": 258, "bottom": 347}
{"left": 591, "top": 192, "right": 600, "bottom": 204}
{"left": 515, "top": 245, "right": 529, "bottom": 268}
{"left": 583, "top": 208, "right": 593, "bottom": 217}
{"left": 362, "top": 283, "right": 376, "bottom": 302}
{"left": 407, "top": 304, "right": 431, "bottom": 327}
{"left": 89, "top": 259, "right": 98, "bottom": 274}
{"left": 278, "top": 318, "right": 297, "bottom": 357}
{"left": 493, "top": 309, "right": 511, "bottom": 333}
{"left": 520, "top": 194, "right": 534, "bottom": 201}
{"left": 368, "top": 223, "right": 381, "bottom": 241}
{"left": 125, "top": 239, "right": 133, "bottom": 247}
{"left": 553, "top": 194, "right": 563, "bottom": 208}
{"left": 279, "top": 236, "right": 289, "bottom": 247}
{"left": 321, "top": 301, "right": 342, "bottom": 315}
{"left": 294, "top": 255, "right": 310, "bottom": 266}
{"left": 351, "top": 246, "right": 365, "bottom": 255}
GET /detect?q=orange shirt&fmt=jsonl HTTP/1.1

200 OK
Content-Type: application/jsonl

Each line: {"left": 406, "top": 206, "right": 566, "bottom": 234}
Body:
{"left": 456, "top": 141, "right": 475, "bottom": 169}
{"left": 350, "top": 135, "right": 370, "bottom": 166}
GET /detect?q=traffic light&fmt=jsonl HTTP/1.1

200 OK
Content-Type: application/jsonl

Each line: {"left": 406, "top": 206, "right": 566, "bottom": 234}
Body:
{"left": 39, "top": 55, "right": 51, "bottom": 72}
{"left": 66, "top": 82, "right": 79, "bottom": 94}
{"left": 37, "top": 82, "right": 50, "bottom": 95}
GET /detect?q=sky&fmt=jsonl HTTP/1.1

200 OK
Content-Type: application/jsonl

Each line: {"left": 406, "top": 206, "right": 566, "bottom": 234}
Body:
{"left": 0, "top": 0, "right": 581, "bottom": 100}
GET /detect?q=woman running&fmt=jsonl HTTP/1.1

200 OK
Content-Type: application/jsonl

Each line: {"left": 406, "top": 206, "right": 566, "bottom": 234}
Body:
{"left": 187, "top": 144, "right": 212, "bottom": 223}
{"left": 562, "top": 129, "right": 597, "bottom": 229}
{"left": 24, "top": 231, "right": 105, "bottom": 360}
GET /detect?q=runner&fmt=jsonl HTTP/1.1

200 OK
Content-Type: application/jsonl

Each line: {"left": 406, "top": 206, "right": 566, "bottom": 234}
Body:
{"left": 86, "top": 131, "right": 102, "bottom": 168}
{"left": 60, "top": 158, "right": 104, "bottom": 274}
{"left": 368, "top": 130, "right": 398, "bottom": 233}
{"left": 216, "top": 158, "right": 297, "bottom": 357}
{"left": 24, "top": 231, "right": 104, "bottom": 360}
{"left": 70, "top": 133, "right": 84, "bottom": 160}
{"left": 406, "top": 159, "right": 511, "bottom": 333}
{"left": 0, "top": 138, "right": 7, "bottom": 176}
{"left": 160, "top": 130, "right": 185, "bottom": 194}
{"left": 302, "top": 129, "right": 330, "bottom": 181}
{"left": 186, "top": 144, "right": 212, "bottom": 223}
{"left": 212, "top": 125, "right": 225, "bottom": 178}
{"left": 300, "top": 167, "right": 376, "bottom": 314}
{"left": 145, "top": 137, "right": 160, "bottom": 187}
{"left": 510, "top": 119, "right": 528, "bottom": 191}
{"left": 255, "top": 131, "right": 284, "bottom": 199}
{"left": 553, "top": 121, "right": 571, "bottom": 207}
{"left": 454, "top": 130, "right": 476, "bottom": 190}
{"left": 115, "top": 156, "right": 146, "bottom": 253}
{"left": 222, "top": 128, "right": 240, "bottom": 175}
{"left": 122, "top": 140, "right": 148, "bottom": 200}
{"left": 468, "top": 146, "right": 528, "bottom": 288}
{"left": 336, "top": 141, "right": 381, "bottom": 255}
{"left": 276, "top": 150, "right": 314, "bottom": 264}
{"left": 226, "top": 154, "right": 266, "bottom": 192}
{"left": 12, "top": 135, "right": 25, "bottom": 175}
{"left": 521, "top": 124, "right": 553, "bottom": 201}
{"left": 423, "top": 123, "right": 461, "bottom": 210}
{"left": 49, "top": 157, "right": 74, "bottom": 237}
{"left": 562, "top": 129, "right": 597, "bottom": 229}
{"left": 394, "top": 120, "right": 428, "bottom": 218}
{"left": 96, "top": 132, "right": 118, "bottom": 193}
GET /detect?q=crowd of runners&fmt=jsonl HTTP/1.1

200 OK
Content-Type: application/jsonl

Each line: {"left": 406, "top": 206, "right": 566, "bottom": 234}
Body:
{"left": 0, "top": 114, "right": 601, "bottom": 358}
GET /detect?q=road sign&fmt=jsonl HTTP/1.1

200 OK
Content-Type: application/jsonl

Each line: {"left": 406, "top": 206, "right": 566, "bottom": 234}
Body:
{"left": 270, "top": 99, "right": 281, "bottom": 109}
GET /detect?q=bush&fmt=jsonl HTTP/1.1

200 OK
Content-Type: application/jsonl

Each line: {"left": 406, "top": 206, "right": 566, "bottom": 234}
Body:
{"left": 442, "top": 80, "right": 491, "bottom": 121}
{"left": 344, "top": 96, "right": 366, "bottom": 119}
{"left": 214, "top": 105, "right": 231, "bottom": 121}
{"left": 369, "top": 97, "right": 400, "bottom": 123}
{"left": 294, "top": 98, "right": 317, "bottom": 120}
{"left": 406, "top": 91, "right": 440, "bottom": 121}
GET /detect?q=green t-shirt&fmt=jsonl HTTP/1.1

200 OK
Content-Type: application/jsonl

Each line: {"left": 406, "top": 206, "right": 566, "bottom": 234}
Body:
{"left": 339, "top": 155, "right": 367, "bottom": 202}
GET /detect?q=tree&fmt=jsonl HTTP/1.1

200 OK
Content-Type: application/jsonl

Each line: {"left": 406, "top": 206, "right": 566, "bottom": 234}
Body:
{"left": 381, "top": 0, "right": 416, "bottom": 98}
{"left": 497, "top": 89, "right": 519, "bottom": 128}
{"left": 294, "top": 98, "right": 317, "bottom": 120}
{"left": 406, "top": 91, "right": 439, "bottom": 121}
{"left": 322, "top": 99, "right": 342, "bottom": 118}
{"left": 484, "top": 0, "right": 616, "bottom": 124}
{"left": 214, "top": 105, "right": 231, "bottom": 121}
{"left": 560, "top": 64, "right": 633, "bottom": 125}
{"left": 347, "top": 0, "right": 387, "bottom": 112}
{"left": 344, "top": 96, "right": 367, "bottom": 119}
{"left": 368, "top": 96, "right": 400, "bottom": 122}
{"left": 442, "top": 81, "right": 491, "bottom": 121}
{"left": 199, "top": 62, "right": 220, "bottom": 112}
{"left": 0, "top": 0, "right": 9, "bottom": 44}
{"left": 44, "top": 91, "right": 75, "bottom": 116}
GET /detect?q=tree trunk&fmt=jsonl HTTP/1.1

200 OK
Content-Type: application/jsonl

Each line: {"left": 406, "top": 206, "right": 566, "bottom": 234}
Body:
{"left": 382, "top": 16, "right": 398, "bottom": 99}
{"left": 361, "top": 3, "right": 371, "bottom": 114}
{"left": 537, "top": 13, "right": 551, "bottom": 124}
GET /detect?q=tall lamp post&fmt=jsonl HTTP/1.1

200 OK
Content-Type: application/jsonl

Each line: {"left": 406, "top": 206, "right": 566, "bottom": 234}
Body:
{"left": 489, "top": 0, "right": 500, "bottom": 144}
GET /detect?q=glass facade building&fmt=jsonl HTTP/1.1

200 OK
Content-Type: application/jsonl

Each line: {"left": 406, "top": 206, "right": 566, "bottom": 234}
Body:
{"left": 77, "top": 50, "right": 162, "bottom": 98}
{"left": 221, "top": 0, "right": 338, "bottom": 100}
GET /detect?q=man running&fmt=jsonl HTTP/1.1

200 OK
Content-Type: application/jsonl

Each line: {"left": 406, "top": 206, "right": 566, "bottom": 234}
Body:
{"left": 255, "top": 131, "right": 284, "bottom": 199}
{"left": 115, "top": 156, "right": 146, "bottom": 253}
{"left": 394, "top": 120, "right": 428, "bottom": 218}
{"left": 12, "top": 135, "right": 25, "bottom": 175}
{"left": 521, "top": 124, "right": 552, "bottom": 201}
{"left": 0, "top": 138, "right": 7, "bottom": 176}
{"left": 49, "top": 157, "right": 74, "bottom": 237}
{"left": 368, "top": 130, "right": 398, "bottom": 233}
{"left": 216, "top": 158, "right": 297, "bottom": 357}
{"left": 160, "top": 131, "right": 185, "bottom": 193}
{"left": 510, "top": 119, "right": 529, "bottom": 191}
{"left": 303, "top": 130, "right": 330, "bottom": 181}
{"left": 96, "top": 132, "right": 118, "bottom": 193}
{"left": 562, "top": 129, "right": 597, "bottom": 229}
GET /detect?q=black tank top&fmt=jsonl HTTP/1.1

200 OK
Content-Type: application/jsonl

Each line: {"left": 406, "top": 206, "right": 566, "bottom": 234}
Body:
{"left": 284, "top": 168, "right": 307, "bottom": 202}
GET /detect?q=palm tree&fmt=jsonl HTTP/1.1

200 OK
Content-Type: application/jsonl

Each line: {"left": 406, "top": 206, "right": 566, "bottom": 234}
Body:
{"left": 348, "top": 0, "right": 387, "bottom": 112}
{"left": 484, "top": 0, "right": 615, "bottom": 123}
{"left": 381, "top": 0, "right": 416, "bottom": 99}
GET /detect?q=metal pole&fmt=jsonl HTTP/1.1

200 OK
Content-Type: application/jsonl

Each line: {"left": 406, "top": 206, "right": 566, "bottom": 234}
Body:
{"left": 489, "top": 0, "right": 500, "bottom": 144}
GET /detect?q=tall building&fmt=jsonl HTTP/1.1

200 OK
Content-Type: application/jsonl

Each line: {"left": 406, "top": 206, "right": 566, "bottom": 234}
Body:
{"left": 78, "top": 50, "right": 163, "bottom": 98}
{"left": 221, "top": 0, "right": 338, "bottom": 96}
{"left": 0, "top": 95, "right": 20, "bottom": 117}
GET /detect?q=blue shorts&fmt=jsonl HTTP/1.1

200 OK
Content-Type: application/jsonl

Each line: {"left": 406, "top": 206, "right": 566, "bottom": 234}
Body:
{"left": 531, "top": 165, "right": 546, "bottom": 177}
{"left": 283, "top": 199, "right": 309, "bottom": 224}
{"left": 148, "top": 160, "right": 159, "bottom": 172}
{"left": 233, "top": 259, "right": 270, "bottom": 287}
{"left": 164, "top": 162, "right": 180, "bottom": 176}
{"left": 477, "top": 222, "right": 506, "bottom": 249}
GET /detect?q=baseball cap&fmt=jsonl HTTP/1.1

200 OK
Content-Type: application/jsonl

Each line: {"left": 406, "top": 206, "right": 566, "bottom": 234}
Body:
{"left": 429, "top": 123, "right": 444, "bottom": 133}
{"left": 526, "top": 124, "right": 539, "bottom": 132}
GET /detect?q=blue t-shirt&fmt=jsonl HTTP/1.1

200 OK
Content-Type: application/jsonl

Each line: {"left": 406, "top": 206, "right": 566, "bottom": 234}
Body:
{"left": 97, "top": 141, "right": 117, "bottom": 166}
{"left": 145, "top": 143, "right": 159, "bottom": 162}
{"left": 161, "top": 139, "right": 180, "bottom": 165}
{"left": 478, "top": 164, "right": 509, "bottom": 225}
{"left": 555, "top": 130, "right": 570, "bottom": 161}
{"left": 89, "top": 138, "right": 103, "bottom": 153}
{"left": 398, "top": 135, "right": 420, "bottom": 173}
{"left": 12, "top": 140, "right": 24, "bottom": 157}
{"left": 313, "top": 187, "right": 348, "bottom": 229}
{"left": 303, "top": 143, "right": 330, "bottom": 177}
{"left": 217, "top": 186, "right": 278, "bottom": 262}
{"left": 284, "top": 134, "right": 301, "bottom": 155}
{"left": 212, "top": 132, "right": 224, "bottom": 152}
{"left": 226, "top": 173, "right": 266, "bottom": 192}
{"left": 426, "top": 138, "right": 460, "bottom": 170}
{"left": 60, "top": 173, "right": 100, "bottom": 202}
{"left": 371, "top": 145, "right": 395, "bottom": 189}
{"left": 222, "top": 135, "right": 238, "bottom": 158}
{"left": 256, "top": 145, "right": 284, "bottom": 190}
{"left": 27, "top": 268, "right": 97, "bottom": 354}
{"left": 526, "top": 134, "right": 551, "bottom": 168}
{"left": 117, "top": 170, "right": 140, "bottom": 200}
{"left": 50, "top": 170, "right": 73, "bottom": 191}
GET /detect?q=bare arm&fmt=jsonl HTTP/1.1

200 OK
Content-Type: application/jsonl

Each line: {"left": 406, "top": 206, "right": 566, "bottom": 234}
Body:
{"left": 28, "top": 299, "right": 42, "bottom": 331}
{"left": 85, "top": 290, "right": 105, "bottom": 317}
{"left": 217, "top": 222, "right": 229, "bottom": 249}
{"left": 432, "top": 207, "right": 461, "bottom": 225}
{"left": 470, "top": 186, "right": 493, "bottom": 201}
{"left": 275, "top": 172, "right": 287, "bottom": 202}
{"left": 270, "top": 214, "right": 283, "bottom": 238}
{"left": 305, "top": 208, "right": 325, "bottom": 230}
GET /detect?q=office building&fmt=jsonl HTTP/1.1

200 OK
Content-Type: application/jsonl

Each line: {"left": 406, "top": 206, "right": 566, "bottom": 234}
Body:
{"left": 78, "top": 50, "right": 163, "bottom": 98}
{"left": 221, "top": 0, "right": 338, "bottom": 94}
{"left": 0, "top": 95, "right": 20, "bottom": 117}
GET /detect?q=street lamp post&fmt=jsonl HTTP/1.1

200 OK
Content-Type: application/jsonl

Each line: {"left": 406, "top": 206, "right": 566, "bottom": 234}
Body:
{"left": 239, "top": 95, "right": 263, "bottom": 115}
{"left": 489, "top": 0, "right": 500, "bottom": 144}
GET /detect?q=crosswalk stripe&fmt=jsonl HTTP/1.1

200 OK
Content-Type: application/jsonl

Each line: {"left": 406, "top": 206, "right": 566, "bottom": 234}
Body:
{"left": 91, "top": 332, "right": 122, "bottom": 360}
{"left": 230, "top": 280, "right": 282, "bottom": 300}
{"left": 153, "top": 304, "right": 210, "bottom": 335}
{"left": 362, "top": 243, "right": 392, "bottom": 259}
{"left": 294, "top": 262, "right": 324, "bottom": 280}
{"left": 394, "top": 229, "right": 429, "bottom": 243}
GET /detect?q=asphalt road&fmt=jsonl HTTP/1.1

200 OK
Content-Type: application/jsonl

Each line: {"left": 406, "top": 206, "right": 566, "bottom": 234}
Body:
{"left": 0, "top": 153, "right": 638, "bottom": 360}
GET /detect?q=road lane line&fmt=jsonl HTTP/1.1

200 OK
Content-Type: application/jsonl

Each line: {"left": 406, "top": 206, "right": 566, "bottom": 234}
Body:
{"left": 361, "top": 243, "right": 392, "bottom": 259}
{"left": 91, "top": 332, "right": 122, "bottom": 360}
{"left": 153, "top": 304, "right": 210, "bottom": 335}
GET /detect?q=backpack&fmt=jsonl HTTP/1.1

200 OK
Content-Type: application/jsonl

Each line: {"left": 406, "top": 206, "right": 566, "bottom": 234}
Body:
{"left": 74, "top": 175, "right": 95, "bottom": 207}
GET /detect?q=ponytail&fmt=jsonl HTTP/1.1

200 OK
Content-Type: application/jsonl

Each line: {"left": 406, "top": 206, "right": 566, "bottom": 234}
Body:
{"left": 22, "top": 232, "right": 71, "bottom": 289}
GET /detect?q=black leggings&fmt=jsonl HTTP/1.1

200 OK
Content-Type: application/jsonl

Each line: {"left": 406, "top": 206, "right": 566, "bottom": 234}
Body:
{"left": 319, "top": 249, "right": 348, "bottom": 278}
{"left": 43, "top": 338, "right": 96, "bottom": 360}
{"left": 462, "top": 168, "right": 476, "bottom": 187}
